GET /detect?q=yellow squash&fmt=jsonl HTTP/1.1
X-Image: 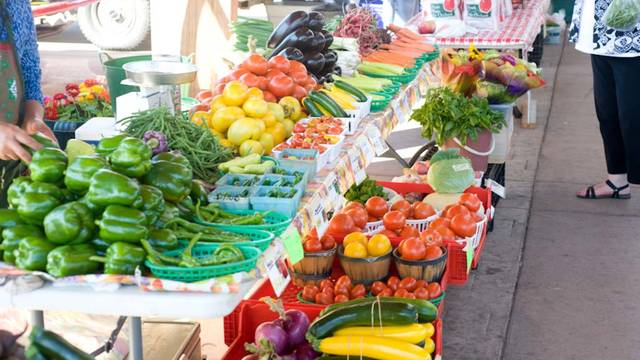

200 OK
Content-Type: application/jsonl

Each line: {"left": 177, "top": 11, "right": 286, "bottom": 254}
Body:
{"left": 334, "top": 323, "right": 427, "bottom": 344}
{"left": 318, "top": 335, "right": 431, "bottom": 360}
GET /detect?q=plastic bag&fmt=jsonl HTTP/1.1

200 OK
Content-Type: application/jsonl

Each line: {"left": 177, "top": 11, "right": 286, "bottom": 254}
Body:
{"left": 603, "top": 0, "right": 640, "bottom": 31}
{"left": 463, "top": 0, "right": 501, "bottom": 31}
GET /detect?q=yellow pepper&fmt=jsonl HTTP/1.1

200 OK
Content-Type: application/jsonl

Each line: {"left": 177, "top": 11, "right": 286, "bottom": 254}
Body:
{"left": 317, "top": 335, "right": 431, "bottom": 360}
{"left": 333, "top": 323, "right": 428, "bottom": 344}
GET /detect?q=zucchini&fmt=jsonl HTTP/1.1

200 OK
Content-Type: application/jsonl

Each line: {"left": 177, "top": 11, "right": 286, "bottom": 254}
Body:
{"left": 335, "top": 80, "right": 367, "bottom": 102}
{"left": 303, "top": 97, "right": 323, "bottom": 117}
{"left": 320, "top": 296, "right": 438, "bottom": 323}
{"left": 309, "top": 91, "right": 348, "bottom": 117}
{"left": 30, "top": 327, "right": 94, "bottom": 360}
{"left": 307, "top": 301, "right": 417, "bottom": 340}
{"left": 333, "top": 323, "right": 428, "bottom": 344}
{"left": 315, "top": 335, "right": 431, "bottom": 360}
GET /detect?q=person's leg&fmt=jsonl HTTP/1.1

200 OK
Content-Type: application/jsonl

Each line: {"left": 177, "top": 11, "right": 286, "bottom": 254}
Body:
{"left": 577, "top": 55, "right": 631, "bottom": 198}
{"left": 611, "top": 56, "right": 640, "bottom": 185}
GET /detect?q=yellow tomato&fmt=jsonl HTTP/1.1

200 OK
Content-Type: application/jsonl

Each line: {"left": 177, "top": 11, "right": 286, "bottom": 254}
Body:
{"left": 258, "top": 133, "right": 275, "bottom": 154}
{"left": 262, "top": 112, "right": 278, "bottom": 128}
{"left": 227, "top": 117, "right": 257, "bottom": 146}
{"left": 211, "top": 106, "right": 244, "bottom": 133}
{"left": 243, "top": 97, "right": 269, "bottom": 118}
{"left": 268, "top": 122, "right": 287, "bottom": 144}
{"left": 344, "top": 242, "right": 368, "bottom": 258}
{"left": 219, "top": 138, "right": 234, "bottom": 148}
{"left": 278, "top": 96, "right": 302, "bottom": 120}
{"left": 210, "top": 95, "right": 226, "bottom": 111}
{"left": 343, "top": 232, "right": 368, "bottom": 248}
{"left": 191, "top": 111, "right": 210, "bottom": 127}
{"left": 252, "top": 118, "right": 266, "bottom": 140}
{"left": 222, "top": 81, "right": 248, "bottom": 106}
{"left": 281, "top": 118, "right": 295, "bottom": 137}
{"left": 209, "top": 128, "right": 224, "bottom": 138}
{"left": 267, "top": 103, "right": 285, "bottom": 122}
{"left": 424, "top": 338, "right": 435, "bottom": 354}
{"left": 245, "top": 87, "right": 264, "bottom": 100}
{"left": 239, "top": 140, "right": 265, "bottom": 156}
{"left": 367, "top": 234, "right": 391, "bottom": 257}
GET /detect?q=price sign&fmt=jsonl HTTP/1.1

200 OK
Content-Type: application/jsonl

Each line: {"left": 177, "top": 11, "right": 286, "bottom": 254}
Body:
{"left": 308, "top": 193, "right": 328, "bottom": 235}
{"left": 323, "top": 171, "right": 342, "bottom": 206}
{"left": 486, "top": 179, "right": 506, "bottom": 198}
{"left": 348, "top": 147, "right": 367, "bottom": 185}
{"left": 366, "top": 126, "right": 389, "bottom": 156}
{"left": 335, "top": 159, "right": 354, "bottom": 193}
{"left": 402, "top": 94, "right": 412, "bottom": 116}
{"left": 262, "top": 238, "right": 292, "bottom": 296}
{"left": 357, "top": 135, "right": 375, "bottom": 166}
{"left": 392, "top": 100, "right": 406, "bottom": 124}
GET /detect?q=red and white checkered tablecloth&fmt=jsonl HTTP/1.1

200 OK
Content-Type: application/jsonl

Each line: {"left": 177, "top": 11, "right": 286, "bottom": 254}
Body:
{"left": 427, "top": 0, "right": 551, "bottom": 50}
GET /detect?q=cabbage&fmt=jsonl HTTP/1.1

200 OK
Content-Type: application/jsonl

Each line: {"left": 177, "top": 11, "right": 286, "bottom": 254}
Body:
{"left": 427, "top": 149, "right": 475, "bottom": 193}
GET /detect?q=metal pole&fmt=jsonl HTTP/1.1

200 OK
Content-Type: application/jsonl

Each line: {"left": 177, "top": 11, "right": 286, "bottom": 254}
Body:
{"left": 30, "top": 310, "right": 44, "bottom": 328}
{"left": 128, "top": 316, "right": 143, "bottom": 360}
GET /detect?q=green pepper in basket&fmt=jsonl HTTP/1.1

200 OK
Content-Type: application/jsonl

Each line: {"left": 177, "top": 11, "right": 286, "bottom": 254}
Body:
{"left": 28, "top": 147, "right": 67, "bottom": 183}
{"left": 64, "top": 155, "right": 108, "bottom": 194}
{"left": 95, "top": 134, "right": 126, "bottom": 157}
{"left": 147, "top": 228, "right": 178, "bottom": 251}
{"left": 141, "top": 239, "right": 181, "bottom": 266}
{"left": 46, "top": 244, "right": 100, "bottom": 277}
{"left": 89, "top": 242, "right": 146, "bottom": 275}
{"left": 15, "top": 182, "right": 64, "bottom": 225}
{"left": 15, "top": 237, "right": 56, "bottom": 271}
{"left": 110, "top": 137, "right": 152, "bottom": 178}
{"left": 197, "top": 244, "right": 245, "bottom": 266}
{"left": 140, "top": 185, "right": 166, "bottom": 226}
{"left": 43, "top": 202, "right": 95, "bottom": 245}
{"left": 0, "top": 225, "right": 44, "bottom": 265}
{"left": 143, "top": 154, "right": 193, "bottom": 203}
{"left": 97, "top": 205, "right": 148, "bottom": 244}
{"left": 86, "top": 169, "right": 142, "bottom": 208}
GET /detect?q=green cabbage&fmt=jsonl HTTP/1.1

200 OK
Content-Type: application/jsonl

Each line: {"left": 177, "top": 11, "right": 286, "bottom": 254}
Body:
{"left": 427, "top": 149, "right": 475, "bottom": 193}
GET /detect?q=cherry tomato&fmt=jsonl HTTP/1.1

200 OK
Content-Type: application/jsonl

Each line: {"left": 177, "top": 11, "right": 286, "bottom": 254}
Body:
{"left": 412, "top": 202, "right": 436, "bottom": 220}
{"left": 394, "top": 288, "right": 409, "bottom": 298}
{"left": 399, "top": 237, "right": 427, "bottom": 261}
{"left": 378, "top": 288, "right": 393, "bottom": 297}
{"left": 383, "top": 211, "right": 406, "bottom": 231}
{"left": 371, "top": 281, "right": 387, "bottom": 296}
{"left": 365, "top": 197, "right": 389, "bottom": 218}
{"left": 459, "top": 193, "right": 482, "bottom": 212}
{"left": 420, "top": 228, "right": 444, "bottom": 247}
{"left": 387, "top": 276, "right": 400, "bottom": 292}
{"left": 398, "top": 225, "right": 419, "bottom": 239}
{"left": 427, "top": 283, "right": 442, "bottom": 299}
{"left": 391, "top": 199, "right": 412, "bottom": 218}
{"left": 334, "top": 284, "right": 350, "bottom": 297}
{"left": 302, "top": 285, "right": 319, "bottom": 302}
{"left": 303, "top": 239, "right": 322, "bottom": 253}
{"left": 350, "top": 284, "right": 367, "bottom": 299}
{"left": 414, "top": 287, "right": 430, "bottom": 300}
{"left": 424, "top": 245, "right": 444, "bottom": 261}
{"left": 444, "top": 204, "right": 471, "bottom": 219}
{"left": 415, "top": 280, "right": 427, "bottom": 290}
{"left": 320, "top": 279, "right": 334, "bottom": 290}
{"left": 335, "top": 275, "right": 353, "bottom": 291}
{"left": 321, "top": 234, "right": 336, "bottom": 250}
{"left": 399, "top": 277, "right": 417, "bottom": 292}
{"left": 334, "top": 294, "right": 350, "bottom": 303}
{"left": 429, "top": 217, "right": 451, "bottom": 230}
{"left": 315, "top": 291, "right": 334, "bottom": 305}
{"left": 345, "top": 207, "right": 368, "bottom": 229}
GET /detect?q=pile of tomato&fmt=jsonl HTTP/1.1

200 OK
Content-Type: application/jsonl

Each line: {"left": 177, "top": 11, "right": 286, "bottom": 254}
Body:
{"left": 302, "top": 231, "right": 336, "bottom": 253}
{"left": 370, "top": 276, "right": 443, "bottom": 300}
{"left": 301, "top": 275, "right": 367, "bottom": 305}
{"left": 293, "top": 116, "right": 345, "bottom": 136}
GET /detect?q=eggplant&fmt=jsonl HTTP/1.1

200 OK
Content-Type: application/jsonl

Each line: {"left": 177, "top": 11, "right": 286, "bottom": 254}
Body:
{"left": 267, "top": 11, "right": 309, "bottom": 49}
{"left": 301, "top": 31, "right": 326, "bottom": 53}
{"left": 322, "top": 50, "right": 338, "bottom": 71}
{"left": 333, "top": 66, "right": 342, "bottom": 76}
{"left": 307, "top": 11, "right": 325, "bottom": 31}
{"left": 278, "top": 47, "right": 305, "bottom": 62}
{"left": 270, "top": 27, "right": 315, "bottom": 59}
{"left": 320, "top": 30, "right": 334, "bottom": 52}
{"left": 303, "top": 52, "right": 326, "bottom": 75}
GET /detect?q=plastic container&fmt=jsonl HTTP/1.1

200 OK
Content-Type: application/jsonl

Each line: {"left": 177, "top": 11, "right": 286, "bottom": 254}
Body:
{"left": 355, "top": 96, "right": 372, "bottom": 118}
{"left": 198, "top": 209, "right": 291, "bottom": 236}
{"left": 215, "top": 174, "right": 260, "bottom": 188}
{"left": 257, "top": 174, "right": 283, "bottom": 187}
{"left": 406, "top": 212, "right": 440, "bottom": 232}
{"left": 364, "top": 220, "right": 384, "bottom": 234}
{"left": 278, "top": 174, "right": 305, "bottom": 192}
{"left": 250, "top": 186, "right": 301, "bottom": 218}
{"left": 275, "top": 148, "right": 326, "bottom": 176}
{"left": 208, "top": 186, "right": 254, "bottom": 211}
{"left": 180, "top": 227, "right": 274, "bottom": 252}
{"left": 545, "top": 25, "right": 562, "bottom": 44}
{"left": 101, "top": 54, "right": 151, "bottom": 114}
{"left": 268, "top": 165, "right": 309, "bottom": 188}
{"left": 488, "top": 103, "right": 515, "bottom": 164}
{"left": 145, "top": 244, "right": 261, "bottom": 282}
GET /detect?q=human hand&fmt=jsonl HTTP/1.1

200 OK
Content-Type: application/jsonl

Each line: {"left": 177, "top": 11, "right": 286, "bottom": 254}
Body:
{"left": 0, "top": 122, "right": 42, "bottom": 162}
{"left": 22, "top": 116, "right": 56, "bottom": 143}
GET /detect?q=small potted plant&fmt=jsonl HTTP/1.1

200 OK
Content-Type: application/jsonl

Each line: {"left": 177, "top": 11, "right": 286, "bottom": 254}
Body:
{"left": 411, "top": 86, "right": 506, "bottom": 171}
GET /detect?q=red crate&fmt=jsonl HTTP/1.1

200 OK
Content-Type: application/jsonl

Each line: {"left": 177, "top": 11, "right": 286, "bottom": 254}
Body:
{"left": 222, "top": 300, "right": 443, "bottom": 359}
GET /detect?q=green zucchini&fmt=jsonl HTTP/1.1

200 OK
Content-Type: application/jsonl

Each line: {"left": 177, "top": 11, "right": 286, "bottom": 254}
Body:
{"left": 303, "top": 97, "right": 323, "bottom": 117}
{"left": 335, "top": 80, "right": 367, "bottom": 102}
{"left": 30, "top": 327, "right": 94, "bottom": 360}
{"left": 309, "top": 91, "right": 348, "bottom": 117}
{"left": 320, "top": 296, "right": 438, "bottom": 323}
{"left": 307, "top": 301, "right": 418, "bottom": 340}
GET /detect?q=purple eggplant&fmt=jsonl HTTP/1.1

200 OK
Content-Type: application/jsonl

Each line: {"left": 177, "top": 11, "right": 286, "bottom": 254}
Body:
{"left": 303, "top": 52, "right": 326, "bottom": 75}
{"left": 278, "top": 47, "right": 305, "bottom": 62}
{"left": 267, "top": 11, "right": 309, "bottom": 49}
{"left": 320, "top": 30, "right": 333, "bottom": 52}
{"left": 321, "top": 51, "right": 337, "bottom": 72}
{"left": 255, "top": 321, "right": 289, "bottom": 356}
{"left": 307, "top": 11, "right": 325, "bottom": 31}
{"left": 301, "top": 31, "right": 326, "bottom": 53}
{"left": 270, "top": 27, "right": 315, "bottom": 59}
{"left": 293, "top": 342, "right": 320, "bottom": 360}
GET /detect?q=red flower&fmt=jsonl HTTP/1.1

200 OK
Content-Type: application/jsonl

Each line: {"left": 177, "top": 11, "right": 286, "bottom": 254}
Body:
{"left": 83, "top": 79, "right": 99, "bottom": 87}
{"left": 53, "top": 93, "right": 67, "bottom": 101}
{"left": 65, "top": 83, "right": 80, "bottom": 97}
{"left": 45, "top": 106, "right": 58, "bottom": 120}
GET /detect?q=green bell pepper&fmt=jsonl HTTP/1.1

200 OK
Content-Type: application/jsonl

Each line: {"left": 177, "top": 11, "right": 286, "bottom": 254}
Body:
{"left": 6, "top": 176, "right": 31, "bottom": 208}
{"left": 28, "top": 147, "right": 68, "bottom": 183}
{"left": 0, "top": 208, "right": 22, "bottom": 228}
{"left": 43, "top": 202, "right": 95, "bottom": 245}
{"left": 29, "top": 326, "right": 94, "bottom": 360}
{"left": 140, "top": 185, "right": 165, "bottom": 226}
{"left": 95, "top": 134, "right": 126, "bottom": 157}
{"left": 153, "top": 151, "right": 191, "bottom": 168}
{"left": 190, "top": 180, "right": 209, "bottom": 205}
{"left": 110, "top": 137, "right": 152, "bottom": 178}
{"left": 46, "top": 244, "right": 100, "bottom": 277}
{"left": 78, "top": 195, "right": 104, "bottom": 216}
{"left": 97, "top": 205, "right": 148, "bottom": 244}
{"left": 15, "top": 237, "right": 56, "bottom": 271}
{"left": 0, "top": 225, "right": 45, "bottom": 264}
{"left": 90, "top": 242, "right": 145, "bottom": 275}
{"left": 153, "top": 202, "right": 181, "bottom": 228}
{"left": 143, "top": 159, "right": 193, "bottom": 203}
{"left": 147, "top": 228, "right": 178, "bottom": 251}
{"left": 64, "top": 155, "right": 108, "bottom": 194}
{"left": 90, "top": 237, "right": 110, "bottom": 255}
{"left": 15, "top": 182, "right": 64, "bottom": 225}
{"left": 86, "top": 169, "right": 142, "bottom": 207}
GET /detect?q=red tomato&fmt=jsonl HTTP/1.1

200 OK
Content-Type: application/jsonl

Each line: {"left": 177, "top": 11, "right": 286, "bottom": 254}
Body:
{"left": 368, "top": 215, "right": 379, "bottom": 222}
{"left": 268, "top": 75, "right": 295, "bottom": 98}
{"left": 265, "top": 68, "right": 284, "bottom": 80}
{"left": 303, "top": 239, "right": 322, "bottom": 253}
{"left": 414, "top": 287, "right": 430, "bottom": 300}
{"left": 334, "top": 294, "right": 350, "bottom": 303}
{"left": 427, "top": 283, "right": 442, "bottom": 299}
{"left": 404, "top": 292, "right": 416, "bottom": 299}
{"left": 315, "top": 292, "right": 333, "bottom": 305}
{"left": 335, "top": 275, "right": 353, "bottom": 291}
{"left": 321, "top": 234, "right": 336, "bottom": 250}
{"left": 334, "top": 284, "right": 350, "bottom": 297}
{"left": 398, "top": 225, "right": 419, "bottom": 239}
{"left": 268, "top": 55, "right": 291, "bottom": 73}
{"left": 459, "top": 193, "right": 482, "bottom": 212}
{"left": 391, "top": 199, "right": 412, "bottom": 218}
{"left": 190, "top": 103, "right": 209, "bottom": 113}
{"left": 292, "top": 85, "right": 307, "bottom": 100}
{"left": 412, "top": 202, "right": 436, "bottom": 220}
{"left": 444, "top": 204, "right": 471, "bottom": 219}
{"left": 435, "top": 226, "right": 456, "bottom": 242}
{"left": 450, "top": 213, "right": 476, "bottom": 238}
{"left": 257, "top": 76, "right": 269, "bottom": 91}
{"left": 302, "top": 285, "right": 319, "bottom": 302}
{"left": 424, "top": 245, "right": 444, "bottom": 261}
{"left": 243, "top": 54, "right": 268, "bottom": 75}
{"left": 289, "top": 60, "right": 307, "bottom": 74}
{"left": 378, "top": 288, "right": 393, "bottom": 297}
{"left": 415, "top": 280, "right": 427, "bottom": 290}
{"left": 379, "top": 229, "right": 398, "bottom": 239}
{"left": 394, "top": 288, "right": 410, "bottom": 298}
{"left": 290, "top": 71, "right": 308, "bottom": 85}
{"left": 322, "top": 286, "right": 334, "bottom": 298}
{"left": 383, "top": 211, "right": 407, "bottom": 231}
{"left": 365, "top": 197, "right": 388, "bottom": 218}
{"left": 420, "top": 228, "right": 444, "bottom": 247}
{"left": 350, "top": 284, "right": 367, "bottom": 299}
{"left": 230, "top": 69, "right": 249, "bottom": 80}
{"left": 399, "top": 237, "right": 427, "bottom": 261}
{"left": 371, "top": 281, "right": 387, "bottom": 295}
{"left": 320, "top": 279, "right": 334, "bottom": 290}
{"left": 429, "top": 217, "right": 451, "bottom": 230}
{"left": 213, "top": 83, "right": 226, "bottom": 96}
{"left": 195, "top": 90, "right": 212, "bottom": 102}
{"left": 344, "top": 207, "right": 368, "bottom": 229}
{"left": 262, "top": 91, "right": 277, "bottom": 102}
{"left": 344, "top": 201, "right": 364, "bottom": 211}
{"left": 327, "top": 213, "right": 356, "bottom": 238}
{"left": 399, "top": 277, "right": 417, "bottom": 292}
{"left": 387, "top": 276, "right": 400, "bottom": 292}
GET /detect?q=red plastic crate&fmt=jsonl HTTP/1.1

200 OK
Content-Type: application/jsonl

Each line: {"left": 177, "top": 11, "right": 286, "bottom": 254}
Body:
{"left": 222, "top": 300, "right": 443, "bottom": 359}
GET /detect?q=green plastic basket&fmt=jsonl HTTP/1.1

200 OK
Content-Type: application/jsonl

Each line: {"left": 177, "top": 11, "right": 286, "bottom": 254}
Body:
{"left": 430, "top": 291, "right": 445, "bottom": 306}
{"left": 145, "top": 243, "right": 261, "bottom": 282}
{"left": 195, "top": 209, "right": 292, "bottom": 236}
{"left": 362, "top": 69, "right": 416, "bottom": 85}
{"left": 178, "top": 227, "right": 275, "bottom": 252}
{"left": 371, "top": 99, "right": 391, "bottom": 112}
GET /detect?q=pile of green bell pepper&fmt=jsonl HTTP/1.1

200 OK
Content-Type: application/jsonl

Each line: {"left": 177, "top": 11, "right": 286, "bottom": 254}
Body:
{"left": 86, "top": 169, "right": 142, "bottom": 207}
{"left": 11, "top": 181, "right": 64, "bottom": 225}
{"left": 97, "top": 205, "right": 148, "bottom": 244}
{"left": 46, "top": 244, "right": 100, "bottom": 278}
{"left": 64, "top": 155, "right": 108, "bottom": 194}
{"left": 143, "top": 152, "right": 193, "bottom": 203}
{"left": 43, "top": 202, "right": 95, "bottom": 245}
{"left": 28, "top": 147, "right": 67, "bottom": 183}
{"left": 140, "top": 185, "right": 166, "bottom": 226}
{"left": 90, "top": 242, "right": 146, "bottom": 275}
{"left": 0, "top": 225, "right": 44, "bottom": 265}
{"left": 109, "top": 137, "right": 153, "bottom": 178}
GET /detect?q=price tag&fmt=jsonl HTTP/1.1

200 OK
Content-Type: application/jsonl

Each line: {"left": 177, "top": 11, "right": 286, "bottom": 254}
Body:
{"left": 487, "top": 179, "right": 506, "bottom": 199}
{"left": 392, "top": 100, "right": 406, "bottom": 124}
{"left": 281, "top": 226, "right": 304, "bottom": 265}
{"left": 335, "top": 159, "right": 354, "bottom": 193}
{"left": 357, "top": 136, "right": 375, "bottom": 166}
{"left": 366, "top": 126, "right": 389, "bottom": 156}
{"left": 309, "top": 194, "right": 328, "bottom": 235}
{"left": 402, "top": 94, "right": 412, "bottom": 116}
{"left": 323, "top": 171, "right": 342, "bottom": 206}
{"left": 262, "top": 238, "right": 292, "bottom": 296}
{"left": 348, "top": 147, "right": 367, "bottom": 185}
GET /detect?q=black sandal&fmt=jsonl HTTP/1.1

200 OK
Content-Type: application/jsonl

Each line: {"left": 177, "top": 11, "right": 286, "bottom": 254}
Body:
{"left": 577, "top": 180, "right": 631, "bottom": 199}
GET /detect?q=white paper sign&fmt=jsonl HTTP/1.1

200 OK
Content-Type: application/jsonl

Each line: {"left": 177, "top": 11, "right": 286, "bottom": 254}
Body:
{"left": 392, "top": 100, "right": 406, "bottom": 124}
{"left": 348, "top": 147, "right": 367, "bottom": 185}
{"left": 487, "top": 179, "right": 506, "bottom": 198}
{"left": 261, "top": 239, "right": 291, "bottom": 296}
{"left": 357, "top": 136, "right": 375, "bottom": 167}
{"left": 366, "top": 125, "right": 389, "bottom": 156}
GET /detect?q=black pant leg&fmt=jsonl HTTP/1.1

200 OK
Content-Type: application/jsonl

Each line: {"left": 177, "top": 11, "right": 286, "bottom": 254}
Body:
{"left": 610, "top": 56, "right": 640, "bottom": 184}
{"left": 591, "top": 54, "right": 628, "bottom": 176}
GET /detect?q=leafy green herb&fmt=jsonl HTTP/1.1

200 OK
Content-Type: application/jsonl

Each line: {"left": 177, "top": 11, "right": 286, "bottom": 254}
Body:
{"left": 268, "top": 189, "right": 296, "bottom": 198}
{"left": 345, "top": 177, "right": 387, "bottom": 204}
{"left": 411, "top": 87, "right": 506, "bottom": 146}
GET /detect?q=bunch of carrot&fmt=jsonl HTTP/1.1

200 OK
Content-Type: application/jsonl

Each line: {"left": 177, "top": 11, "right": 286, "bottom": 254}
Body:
{"left": 362, "top": 25, "right": 436, "bottom": 68}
